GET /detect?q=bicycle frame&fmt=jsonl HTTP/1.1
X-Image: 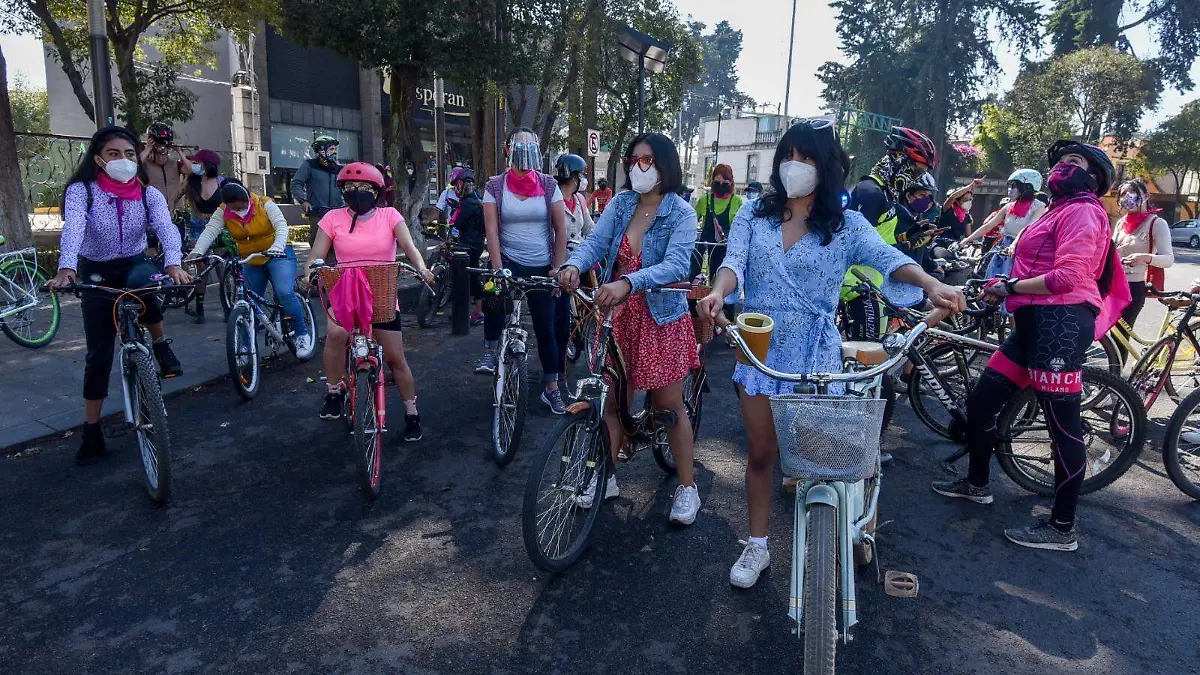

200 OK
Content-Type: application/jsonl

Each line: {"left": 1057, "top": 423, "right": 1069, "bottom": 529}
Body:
{"left": 228, "top": 258, "right": 290, "bottom": 348}
{"left": 115, "top": 298, "right": 153, "bottom": 425}
{"left": 0, "top": 248, "right": 41, "bottom": 319}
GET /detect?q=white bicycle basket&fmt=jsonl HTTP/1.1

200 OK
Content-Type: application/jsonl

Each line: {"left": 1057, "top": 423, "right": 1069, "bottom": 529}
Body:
{"left": 769, "top": 394, "right": 885, "bottom": 481}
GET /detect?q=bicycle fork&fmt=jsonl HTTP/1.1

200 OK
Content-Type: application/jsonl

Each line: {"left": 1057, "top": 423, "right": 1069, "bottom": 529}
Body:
{"left": 117, "top": 342, "right": 151, "bottom": 425}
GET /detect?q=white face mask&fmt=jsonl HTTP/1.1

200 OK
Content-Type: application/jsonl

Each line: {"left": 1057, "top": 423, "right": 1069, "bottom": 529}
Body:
{"left": 960, "top": 199, "right": 973, "bottom": 211}
{"left": 1007, "top": 186, "right": 1020, "bottom": 199}
{"left": 780, "top": 160, "right": 819, "bottom": 198}
{"left": 630, "top": 165, "right": 659, "bottom": 194}
{"left": 233, "top": 206, "right": 251, "bottom": 218}
{"left": 101, "top": 158, "right": 139, "bottom": 184}
{"left": 578, "top": 176, "right": 588, "bottom": 192}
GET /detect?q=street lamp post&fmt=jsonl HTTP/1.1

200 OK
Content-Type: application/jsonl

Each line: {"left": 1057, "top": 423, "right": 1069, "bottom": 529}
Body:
{"left": 712, "top": 105, "right": 730, "bottom": 175}
{"left": 88, "top": 0, "right": 114, "bottom": 127}
{"left": 616, "top": 25, "right": 671, "bottom": 135}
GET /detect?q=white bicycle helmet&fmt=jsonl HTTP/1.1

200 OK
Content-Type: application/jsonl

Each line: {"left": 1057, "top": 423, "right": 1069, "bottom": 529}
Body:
{"left": 1008, "top": 168, "right": 1043, "bottom": 191}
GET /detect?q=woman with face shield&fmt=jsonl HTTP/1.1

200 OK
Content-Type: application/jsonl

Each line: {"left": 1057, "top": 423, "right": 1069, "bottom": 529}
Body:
{"left": 476, "top": 128, "right": 571, "bottom": 416}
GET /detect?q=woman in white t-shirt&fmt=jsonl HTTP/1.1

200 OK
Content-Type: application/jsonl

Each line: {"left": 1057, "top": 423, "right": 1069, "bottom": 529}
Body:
{"left": 960, "top": 168, "right": 1047, "bottom": 279}
{"left": 476, "top": 128, "right": 570, "bottom": 414}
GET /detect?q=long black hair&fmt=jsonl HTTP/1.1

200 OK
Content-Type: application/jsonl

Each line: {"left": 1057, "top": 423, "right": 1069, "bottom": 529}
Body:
{"left": 754, "top": 121, "right": 850, "bottom": 246}
{"left": 621, "top": 132, "right": 683, "bottom": 195}
{"left": 62, "top": 125, "right": 148, "bottom": 210}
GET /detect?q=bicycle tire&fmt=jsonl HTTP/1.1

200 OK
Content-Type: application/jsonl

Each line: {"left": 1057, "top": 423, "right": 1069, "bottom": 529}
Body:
{"left": 286, "top": 297, "right": 318, "bottom": 362}
{"left": 226, "top": 305, "right": 259, "bottom": 401}
{"left": 1162, "top": 387, "right": 1200, "bottom": 500}
{"left": 908, "top": 342, "right": 981, "bottom": 440}
{"left": 1164, "top": 333, "right": 1200, "bottom": 402}
{"left": 802, "top": 503, "right": 838, "bottom": 675}
{"left": 1092, "top": 334, "right": 1122, "bottom": 376}
{"left": 521, "top": 411, "right": 609, "bottom": 572}
{"left": 1128, "top": 335, "right": 1176, "bottom": 409}
{"left": 0, "top": 260, "right": 60, "bottom": 348}
{"left": 352, "top": 372, "right": 383, "bottom": 502}
{"left": 492, "top": 351, "right": 529, "bottom": 467}
{"left": 995, "top": 367, "right": 1145, "bottom": 497}
{"left": 220, "top": 263, "right": 237, "bottom": 320}
{"left": 129, "top": 349, "right": 172, "bottom": 504}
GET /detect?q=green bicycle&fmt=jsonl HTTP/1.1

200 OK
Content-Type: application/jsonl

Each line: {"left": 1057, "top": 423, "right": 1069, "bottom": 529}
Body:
{"left": 0, "top": 236, "right": 61, "bottom": 348}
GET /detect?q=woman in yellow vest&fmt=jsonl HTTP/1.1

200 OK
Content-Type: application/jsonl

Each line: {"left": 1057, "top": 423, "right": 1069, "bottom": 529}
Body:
{"left": 187, "top": 180, "right": 312, "bottom": 353}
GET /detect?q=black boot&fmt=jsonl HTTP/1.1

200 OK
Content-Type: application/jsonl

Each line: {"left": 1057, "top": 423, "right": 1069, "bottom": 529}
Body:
{"left": 76, "top": 422, "right": 106, "bottom": 466}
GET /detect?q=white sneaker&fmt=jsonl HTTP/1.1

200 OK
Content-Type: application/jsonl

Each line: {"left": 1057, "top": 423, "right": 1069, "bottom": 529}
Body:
{"left": 669, "top": 484, "right": 701, "bottom": 525}
{"left": 574, "top": 473, "right": 619, "bottom": 509}
{"left": 729, "top": 540, "right": 771, "bottom": 588}
{"left": 292, "top": 333, "right": 313, "bottom": 355}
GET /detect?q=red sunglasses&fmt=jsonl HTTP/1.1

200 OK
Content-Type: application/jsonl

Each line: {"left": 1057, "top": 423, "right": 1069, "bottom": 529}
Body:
{"left": 622, "top": 155, "right": 656, "bottom": 171}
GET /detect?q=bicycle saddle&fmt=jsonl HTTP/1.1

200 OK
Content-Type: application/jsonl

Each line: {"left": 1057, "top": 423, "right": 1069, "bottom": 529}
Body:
{"left": 841, "top": 341, "right": 889, "bottom": 366}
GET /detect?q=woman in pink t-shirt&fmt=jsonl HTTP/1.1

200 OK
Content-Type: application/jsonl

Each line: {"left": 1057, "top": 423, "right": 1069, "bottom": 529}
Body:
{"left": 309, "top": 163, "right": 435, "bottom": 442}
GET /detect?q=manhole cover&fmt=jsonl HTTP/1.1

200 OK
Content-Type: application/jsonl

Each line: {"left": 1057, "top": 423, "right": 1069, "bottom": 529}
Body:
{"left": 884, "top": 571, "right": 919, "bottom": 598}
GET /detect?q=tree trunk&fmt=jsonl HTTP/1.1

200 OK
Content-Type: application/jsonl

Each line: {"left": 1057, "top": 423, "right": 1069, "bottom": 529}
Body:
{"left": 112, "top": 39, "right": 143, "bottom": 132}
{"left": 390, "top": 63, "right": 429, "bottom": 254}
{"left": 0, "top": 46, "right": 32, "bottom": 250}
{"left": 28, "top": 0, "right": 96, "bottom": 122}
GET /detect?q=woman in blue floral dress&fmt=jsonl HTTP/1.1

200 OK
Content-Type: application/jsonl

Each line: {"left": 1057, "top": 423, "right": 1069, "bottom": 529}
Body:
{"left": 696, "top": 120, "right": 965, "bottom": 589}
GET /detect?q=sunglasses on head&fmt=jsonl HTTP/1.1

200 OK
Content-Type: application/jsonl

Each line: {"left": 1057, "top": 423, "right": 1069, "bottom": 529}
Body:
{"left": 790, "top": 118, "right": 835, "bottom": 134}
{"left": 622, "top": 155, "right": 656, "bottom": 171}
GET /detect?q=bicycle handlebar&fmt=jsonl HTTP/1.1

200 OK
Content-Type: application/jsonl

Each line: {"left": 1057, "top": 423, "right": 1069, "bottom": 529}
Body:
{"left": 42, "top": 278, "right": 172, "bottom": 295}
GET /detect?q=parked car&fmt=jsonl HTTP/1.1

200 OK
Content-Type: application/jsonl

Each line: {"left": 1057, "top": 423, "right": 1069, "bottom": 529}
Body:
{"left": 1170, "top": 219, "right": 1200, "bottom": 249}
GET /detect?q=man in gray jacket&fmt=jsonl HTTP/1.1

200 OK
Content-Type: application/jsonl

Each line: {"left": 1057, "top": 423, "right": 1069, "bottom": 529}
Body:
{"left": 291, "top": 135, "right": 344, "bottom": 245}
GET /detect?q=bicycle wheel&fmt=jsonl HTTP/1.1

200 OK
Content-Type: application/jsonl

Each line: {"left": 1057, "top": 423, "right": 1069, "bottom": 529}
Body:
{"left": 129, "top": 349, "right": 172, "bottom": 504}
{"left": 416, "top": 260, "right": 447, "bottom": 328}
{"left": 1162, "top": 388, "right": 1200, "bottom": 500}
{"left": 492, "top": 351, "right": 529, "bottom": 467}
{"left": 0, "top": 259, "right": 59, "bottom": 348}
{"left": 352, "top": 372, "right": 383, "bottom": 502}
{"left": 521, "top": 411, "right": 609, "bottom": 572}
{"left": 220, "top": 264, "right": 237, "bottom": 320}
{"left": 226, "top": 305, "right": 259, "bottom": 401}
{"left": 1128, "top": 335, "right": 1176, "bottom": 409}
{"left": 802, "top": 503, "right": 838, "bottom": 675}
{"left": 908, "top": 343, "right": 985, "bottom": 439}
{"left": 286, "top": 297, "right": 318, "bottom": 362}
{"left": 1165, "top": 334, "right": 1200, "bottom": 402}
{"left": 654, "top": 367, "right": 704, "bottom": 475}
{"left": 1089, "top": 334, "right": 1122, "bottom": 376}
{"left": 996, "top": 367, "right": 1145, "bottom": 496}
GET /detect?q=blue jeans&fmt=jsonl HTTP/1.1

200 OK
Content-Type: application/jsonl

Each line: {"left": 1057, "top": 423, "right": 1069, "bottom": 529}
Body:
{"left": 242, "top": 246, "right": 309, "bottom": 336}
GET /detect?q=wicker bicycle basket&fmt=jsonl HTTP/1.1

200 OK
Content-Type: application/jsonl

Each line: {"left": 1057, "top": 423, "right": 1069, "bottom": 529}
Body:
{"left": 318, "top": 262, "right": 401, "bottom": 325}
{"left": 687, "top": 283, "right": 715, "bottom": 345}
{"left": 768, "top": 394, "right": 885, "bottom": 481}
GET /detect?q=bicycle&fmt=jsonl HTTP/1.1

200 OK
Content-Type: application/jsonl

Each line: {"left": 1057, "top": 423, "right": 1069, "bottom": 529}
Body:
{"left": 313, "top": 260, "right": 422, "bottom": 502}
{"left": 1125, "top": 291, "right": 1200, "bottom": 408}
{"left": 469, "top": 268, "right": 561, "bottom": 467}
{"left": 521, "top": 283, "right": 704, "bottom": 573}
{"left": 415, "top": 222, "right": 461, "bottom": 328}
{"left": 0, "top": 237, "right": 60, "bottom": 348}
{"left": 1093, "top": 286, "right": 1200, "bottom": 377}
{"left": 208, "top": 251, "right": 318, "bottom": 400}
{"left": 1159, "top": 385, "right": 1200, "bottom": 499}
{"left": 44, "top": 279, "right": 175, "bottom": 504}
{"left": 849, "top": 271, "right": 1147, "bottom": 496}
{"left": 724, "top": 311, "right": 935, "bottom": 675}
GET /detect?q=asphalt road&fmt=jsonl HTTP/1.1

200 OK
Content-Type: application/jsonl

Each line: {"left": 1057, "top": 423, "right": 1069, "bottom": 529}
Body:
{"left": 3, "top": 311, "right": 1200, "bottom": 674}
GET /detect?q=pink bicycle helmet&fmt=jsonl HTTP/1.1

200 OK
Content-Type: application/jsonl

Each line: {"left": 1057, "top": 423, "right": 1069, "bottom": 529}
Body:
{"left": 336, "top": 162, "right": 385, "bottom": 188}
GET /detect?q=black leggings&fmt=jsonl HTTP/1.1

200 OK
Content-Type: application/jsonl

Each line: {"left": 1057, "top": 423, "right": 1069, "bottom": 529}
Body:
{"left": 964, "top": 304, "right": 1095, "bottom": 529}
{"left": 483, "top": 259, "right": 566, "bottom": 382}
{"left": 78, "top": 255, "right": 165, "bottom": 401}
{"left": 1121, "top": 281, "right": 1147, "bottom": 328}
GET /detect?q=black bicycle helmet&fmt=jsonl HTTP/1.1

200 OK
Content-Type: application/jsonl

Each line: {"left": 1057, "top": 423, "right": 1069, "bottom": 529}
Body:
{"left": 554, "top": 153, "right": 587, "bottom": 182}
{"left": 147, "top": 122, "right": 173, "bottom": 146}
{"left": 1047, "top": 140, "right": 1115, "bottom": 197}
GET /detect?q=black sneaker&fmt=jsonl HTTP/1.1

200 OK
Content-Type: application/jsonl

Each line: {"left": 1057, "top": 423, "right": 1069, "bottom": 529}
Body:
{"left": 153, "top": 339, "right": 183, "bottom": 378}
{"left": 1004, "top": 520, "right": 1078, "bottom": 552}
{"left": 75, "top": 422, "right": 106, "bottom": 466}
{"left": 320, "top": 391, "right": 346, "bottom": 420}
{"left": 931, "top": 478, "right": 994, "bottom": 504}
{"left": 404, "top": 414, "right": 423, "bottom": 442}
{"left": 541, "top": 388, "right": 567, "bottom": 415}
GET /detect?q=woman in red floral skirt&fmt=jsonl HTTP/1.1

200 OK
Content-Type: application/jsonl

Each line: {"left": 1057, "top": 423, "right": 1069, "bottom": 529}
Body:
{"left": 558, "top": 132, "right": 702, "bottom": 525}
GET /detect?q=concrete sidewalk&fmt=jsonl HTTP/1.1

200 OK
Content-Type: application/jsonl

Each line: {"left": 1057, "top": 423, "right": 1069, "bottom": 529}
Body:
{"left": 0, "top": 242, "right": 433, "bottom": 451}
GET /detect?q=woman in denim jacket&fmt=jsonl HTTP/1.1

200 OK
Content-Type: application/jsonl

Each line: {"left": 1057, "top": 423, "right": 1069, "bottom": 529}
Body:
{"left": 558, "top": 132, "right": 702, "bottom": 526}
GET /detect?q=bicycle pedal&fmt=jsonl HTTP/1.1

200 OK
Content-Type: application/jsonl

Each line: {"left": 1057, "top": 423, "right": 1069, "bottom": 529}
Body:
{"left": 883, "top": 571, "right": 919, "bottom": 598}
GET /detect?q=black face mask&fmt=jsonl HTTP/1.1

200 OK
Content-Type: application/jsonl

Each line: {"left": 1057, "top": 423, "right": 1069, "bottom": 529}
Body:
{"left": 344, "top": 189, "right": 378, "bottom": 215}
{"left": 713, "top": 181, "right": 732, "bottom": 197}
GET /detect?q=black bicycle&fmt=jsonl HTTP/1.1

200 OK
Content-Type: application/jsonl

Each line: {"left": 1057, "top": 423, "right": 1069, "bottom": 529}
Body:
{"left": 45, "top": 280, "right": 175, "bottom": 504}
{"left": 416, "top": 222, "right": 462, "bottom": 328}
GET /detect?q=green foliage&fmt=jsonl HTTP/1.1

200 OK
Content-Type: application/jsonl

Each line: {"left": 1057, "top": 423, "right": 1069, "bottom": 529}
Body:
{"left": 678, "top": 20, "right": 754, "bottom": 145}
{"left": 1049, "top": 0, "right": 1200, "bottom": 91}
{"left": 9, "top": 73, "right": 48, "bottom": 134}
{"left": 1141, "top": 101, "right": 1200, "bottom": 206}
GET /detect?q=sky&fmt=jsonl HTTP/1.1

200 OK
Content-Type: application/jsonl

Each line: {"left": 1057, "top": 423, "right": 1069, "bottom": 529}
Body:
{"left": 3, "top": 0, "right": 1199, "bottom": 130}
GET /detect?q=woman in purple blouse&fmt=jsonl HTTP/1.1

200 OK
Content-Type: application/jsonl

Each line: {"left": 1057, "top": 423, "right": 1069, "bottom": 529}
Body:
{"left": 48, "top": 126, "right": 193, "bottom": 466}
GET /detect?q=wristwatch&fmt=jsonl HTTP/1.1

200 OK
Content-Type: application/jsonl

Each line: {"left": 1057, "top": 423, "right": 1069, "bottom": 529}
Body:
{"left": 1004, "top": 277, "right": 1021, "bottom": 295}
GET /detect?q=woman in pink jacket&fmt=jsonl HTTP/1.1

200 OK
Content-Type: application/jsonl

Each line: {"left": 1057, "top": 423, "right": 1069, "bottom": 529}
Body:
{"left": 933, "top": 140, "right": 1123, "bottom": 553}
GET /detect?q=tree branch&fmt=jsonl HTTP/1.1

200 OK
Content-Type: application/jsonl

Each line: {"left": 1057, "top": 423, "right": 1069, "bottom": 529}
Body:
{"left": 1118, "top": 2, "right": 1171, "bottom": 33}
{"left": 25, "top": 0, "right": 95, "bottom": 121}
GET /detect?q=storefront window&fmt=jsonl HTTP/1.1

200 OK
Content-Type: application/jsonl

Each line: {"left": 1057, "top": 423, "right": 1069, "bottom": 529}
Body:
{"left": 268, "top": 125, "right": 361, "bottom": 202}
